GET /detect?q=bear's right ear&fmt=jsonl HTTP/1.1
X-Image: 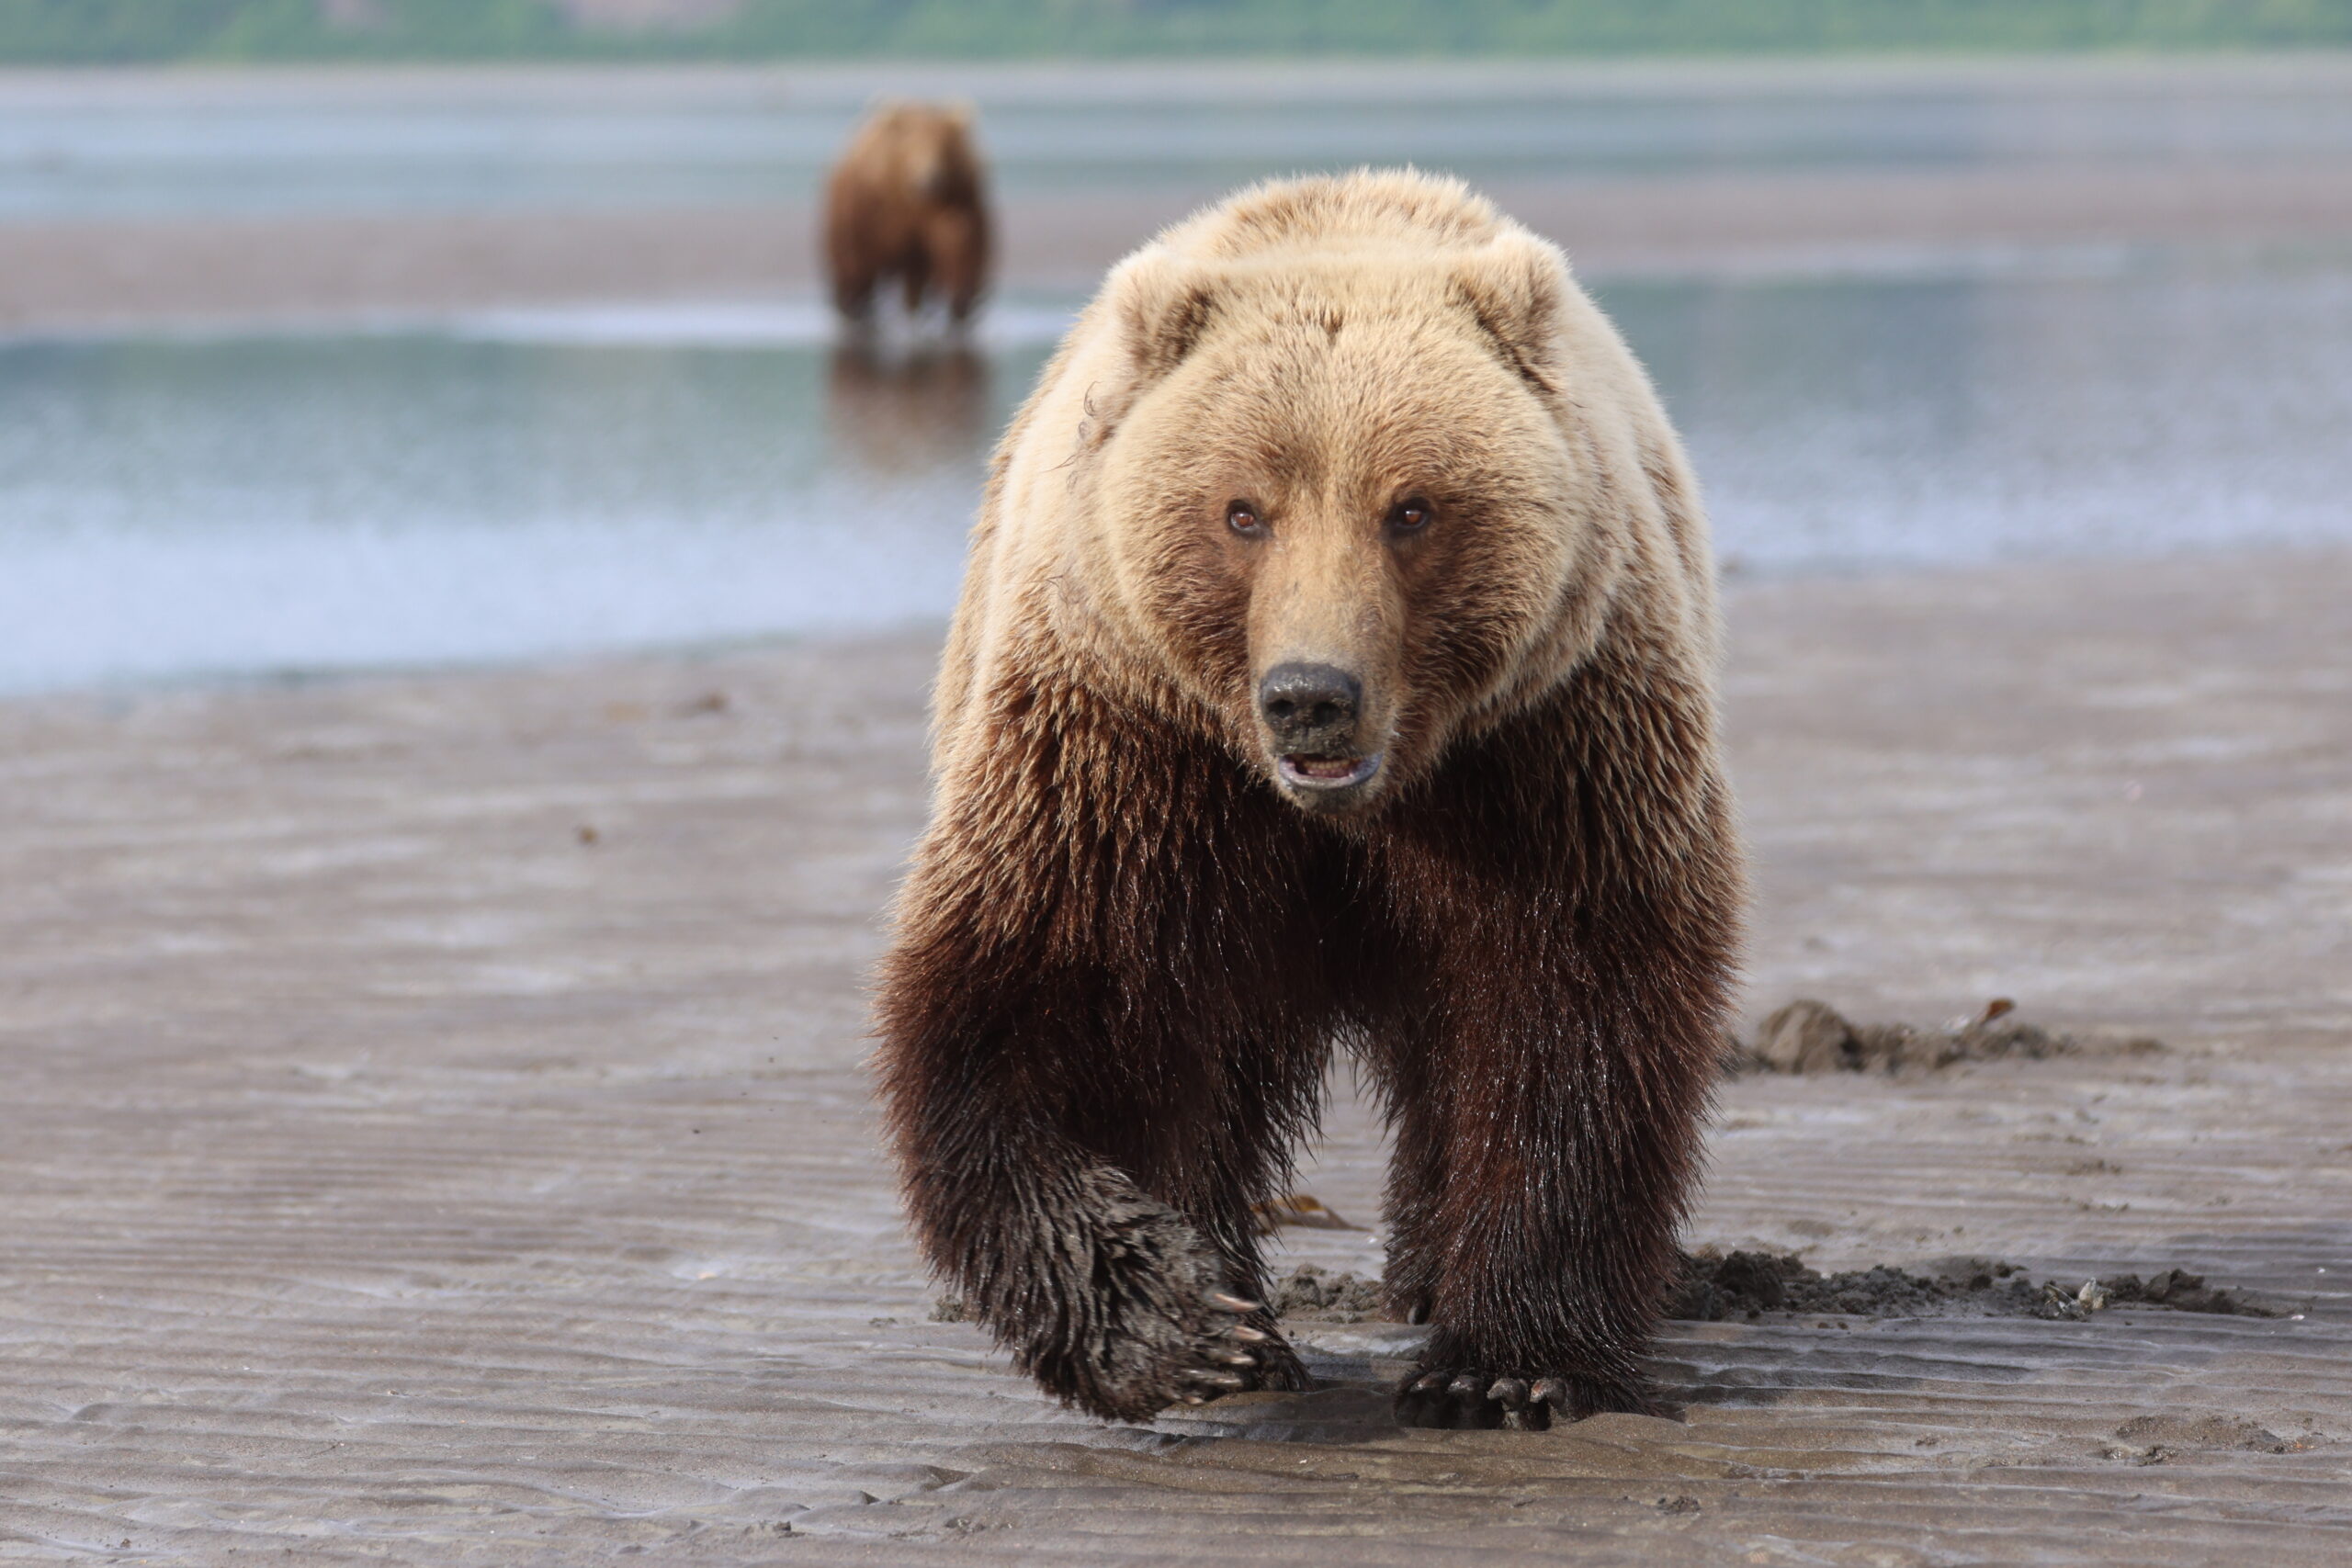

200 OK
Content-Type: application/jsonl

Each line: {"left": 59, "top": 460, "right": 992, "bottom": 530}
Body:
{"left": 1110, "top": 250, "right": 1220, "bottom": 386}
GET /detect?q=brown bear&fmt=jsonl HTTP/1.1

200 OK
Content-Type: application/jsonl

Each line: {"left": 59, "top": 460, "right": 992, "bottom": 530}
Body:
{"left": 876, "top": 170, "right": 1744, "bottom": 1430}
{"left": 822, "top": 101, "right": 992, "bottom": 327}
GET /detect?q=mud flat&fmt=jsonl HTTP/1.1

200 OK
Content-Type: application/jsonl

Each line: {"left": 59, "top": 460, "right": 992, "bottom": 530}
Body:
{"left": 1, "top": 548, "right": 2348, "bottom": 1562}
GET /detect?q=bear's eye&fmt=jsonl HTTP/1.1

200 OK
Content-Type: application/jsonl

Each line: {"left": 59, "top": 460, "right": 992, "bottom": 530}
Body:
{"left": 1226, "top": 500, "right": 1266, "bottom": 537}
{"left": 1387, "top": 497, "right": 1435, "bottom": 534}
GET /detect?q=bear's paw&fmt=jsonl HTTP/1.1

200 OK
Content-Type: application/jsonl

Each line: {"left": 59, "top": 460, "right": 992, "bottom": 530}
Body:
{"left": 1018, "top": 1168, "right": 1306, "bottom": 1422}
{"left": 1394, "top": 1365, "right": 1661, "bottom": 1432}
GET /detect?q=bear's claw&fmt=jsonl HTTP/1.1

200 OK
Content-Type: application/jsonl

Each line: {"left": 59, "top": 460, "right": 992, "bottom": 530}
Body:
{"left": 1167, "top": 1290, "right": 1292, "bottom": 1404}
{"left": 1145, "top": 1283, "right": 1302, "bottom": 1414}
{"left": 1396, "top": 1367, "right": 1652, "bottom": 1431}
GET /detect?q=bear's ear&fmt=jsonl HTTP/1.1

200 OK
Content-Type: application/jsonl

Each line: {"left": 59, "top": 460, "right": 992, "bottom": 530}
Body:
{"left": 1451, "top": 233, "right": 1570, "bottom": 397}
{"left": 1110, "top": 249, "right": 1221, "bottom": 386}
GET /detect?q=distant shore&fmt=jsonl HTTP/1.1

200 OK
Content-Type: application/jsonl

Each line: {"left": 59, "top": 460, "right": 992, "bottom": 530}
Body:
{"left": 6, "top": 58, "right": 2352, "bottom": 331}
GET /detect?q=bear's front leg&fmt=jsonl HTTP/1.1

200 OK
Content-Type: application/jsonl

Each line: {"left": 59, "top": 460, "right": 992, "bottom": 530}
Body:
{"left": 1382, "top": 914, "right": 1731, "bottom": 1433}
{"left": 878, "top": 945, "right": 1304, "bottom": 1417}
{"left": 874, "top": 703, "right": 1323, "bottom": 1421}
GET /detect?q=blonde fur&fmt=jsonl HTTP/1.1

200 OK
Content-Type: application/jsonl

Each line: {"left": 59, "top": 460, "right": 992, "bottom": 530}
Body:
{"left": 934, "top": 169, "right": 1717, "bottom": 807}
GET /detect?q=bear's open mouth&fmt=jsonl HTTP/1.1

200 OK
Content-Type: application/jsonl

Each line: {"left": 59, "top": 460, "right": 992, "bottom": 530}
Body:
{"left": 1278, "top": 752, "right": 1382, "bottom": 790}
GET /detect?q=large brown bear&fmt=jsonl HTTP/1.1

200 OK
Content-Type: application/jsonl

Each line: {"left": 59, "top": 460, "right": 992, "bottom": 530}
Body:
{"left": 876, "top": 170, "right": 1743, "bottom": 1431}
{"left": 822, "top": 101, "right": 991, "bottom": 327}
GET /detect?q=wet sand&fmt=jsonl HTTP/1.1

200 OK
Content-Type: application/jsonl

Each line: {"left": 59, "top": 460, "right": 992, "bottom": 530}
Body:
{"left": 2, "top": 549, "right": 2346, "bottom": 1562}
{"left": 10, "top": 160, "right": 2352, "bottom": 331}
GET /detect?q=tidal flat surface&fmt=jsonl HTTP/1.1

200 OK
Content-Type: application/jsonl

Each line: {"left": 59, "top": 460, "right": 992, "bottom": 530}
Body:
{"left": 1, "top": 551, "right": 2346, "bottom": 1562}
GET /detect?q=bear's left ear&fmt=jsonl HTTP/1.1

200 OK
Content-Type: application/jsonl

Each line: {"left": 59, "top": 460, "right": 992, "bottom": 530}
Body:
{"left": 1451, "top": 233, "right": 1570, "bottom": 397}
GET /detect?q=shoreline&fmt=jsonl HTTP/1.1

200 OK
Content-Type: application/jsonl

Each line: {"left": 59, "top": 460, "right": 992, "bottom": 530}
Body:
{"left": 4, "top": 540, "right": 2344, "bottom": 708}
{"left": 10, "top": 160, "right": 2352, "bottom": 333}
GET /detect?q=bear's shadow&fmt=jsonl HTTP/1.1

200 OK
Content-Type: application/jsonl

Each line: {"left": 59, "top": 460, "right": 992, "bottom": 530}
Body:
{"left": 1148, "top": 1379, "right": 1695, "bottom": 1447}
{"left": 1146, "top": 1277, "right": 2321, "bottom": 1444}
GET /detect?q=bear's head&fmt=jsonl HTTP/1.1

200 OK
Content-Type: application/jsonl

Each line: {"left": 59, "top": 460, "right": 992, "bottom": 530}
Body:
{"left": 1085, "top": 225, "right": 1647, "bottom": 818}
{"left": 866, "top": 100, "right": 985, "bottom": 206}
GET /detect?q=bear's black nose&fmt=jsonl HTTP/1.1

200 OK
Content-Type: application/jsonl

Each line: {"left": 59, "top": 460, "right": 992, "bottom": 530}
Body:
{"left": 1258, "top": 662, "right": 1362, "bottom": 747}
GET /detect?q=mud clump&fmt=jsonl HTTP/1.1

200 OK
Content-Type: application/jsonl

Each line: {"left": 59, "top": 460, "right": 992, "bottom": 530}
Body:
{"left": 1667, "top": 1249, "right": 2287, "bottom": 1322}
{"left": 1262, "top": 1255, "right": 2062, "bottom": 1325}
{"left": 1668, "top": 1249, "right": 2026, "bottom": 1320}
{"left": 941, "top": 1259, "right": 2279, "bottom": 1330}
{"left": 2098, "top": 1268, "right": 2278, "bottom": 1316}
{"left": 1737, "top": 997, "right": 2164, "bottom": 1076}
{"left": 1268, "top": 1264, "right": 1388, "bottom": 1323}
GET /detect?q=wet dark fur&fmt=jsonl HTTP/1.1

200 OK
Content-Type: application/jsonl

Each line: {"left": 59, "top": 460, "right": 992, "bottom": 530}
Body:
{"left": 876, "top": 632, "right": 1738, "bottom": 1426}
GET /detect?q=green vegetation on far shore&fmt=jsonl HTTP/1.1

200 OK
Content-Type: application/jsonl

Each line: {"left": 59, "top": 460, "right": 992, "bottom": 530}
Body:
{"left": 6, "top": 0, "right": 2352, "bottom": 65}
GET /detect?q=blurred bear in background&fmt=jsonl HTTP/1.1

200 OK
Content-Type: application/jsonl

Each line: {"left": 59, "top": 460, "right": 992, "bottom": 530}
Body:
{"left": 823, "top": 101, "right": 993, "bottom": 329}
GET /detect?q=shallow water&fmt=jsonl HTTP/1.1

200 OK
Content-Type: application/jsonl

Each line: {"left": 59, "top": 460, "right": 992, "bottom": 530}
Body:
{"left": 1, "top": 326, "right": 1046, "bottom": 691}
{"left": 6, "top": 250, "right": 2352, "bottom": 693}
